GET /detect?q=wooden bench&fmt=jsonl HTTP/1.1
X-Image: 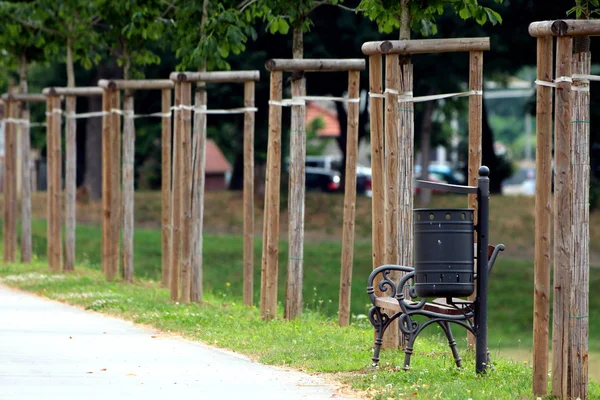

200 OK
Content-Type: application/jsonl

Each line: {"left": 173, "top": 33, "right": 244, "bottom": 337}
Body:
{"left": 366, "top": 243, "right": 504, "bottom": 370}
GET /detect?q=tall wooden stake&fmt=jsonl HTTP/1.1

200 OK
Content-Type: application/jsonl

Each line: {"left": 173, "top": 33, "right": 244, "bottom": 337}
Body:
{"left": 338, "top": 70, "right": 360, "bottom": 327}
{"left": 101, "top": 89, "right": 111, "bottom": 276}
{"left": 369, "top": 55, "right": 385, "bottom": 280}
{"left": 551, "top": 35, "right": 573, "bottom": 400}
{"left": 398, "top": 57, "right": 414, "bottom": 351}
{"left": 383, "top": 54, "right": 400, "bottom": 347}
{"left": 569, "top": 47, "right": 589, "bottom": 400}
{"left": 122, "top": 92, "right": 135, "bottom": 282}
{"left": 180, "top": 81, "right": 193, "bottom": 303}
{"left": 191, "top": 85, "right": 207, "bottom": 302}
{"left": 170, "top": 82, "right": 182, "bottom": 300}
{"left": 260, "top": 71, "right": 282, "bottom": 320}
{"left": 4, "top": 101, "right": 17, "bottom": 262}
{"left": 64, "top": 95, "right": 76, "bottom": 271}
{"left": 161, "top": 88, "right": 172, "bottom": 288}
{"left": 467, "top": 50, "right": 483, "bottom": 349}
{"left": 285, "top": 74, "right": 307, "bottom": 321}
{"left": 533, "top": 36, "right": 553, "bottom": 397}
{"left": 47, "top": 95, "right": 62, "bottom": 272}
{"left": 108, "top": 89, "right": 121, "bottom": 280}
{"left": 243, "top": 81, "right": 255, "bottom": 306}
{"left": 20, "top": 101, "right": 32, "bottom": 263}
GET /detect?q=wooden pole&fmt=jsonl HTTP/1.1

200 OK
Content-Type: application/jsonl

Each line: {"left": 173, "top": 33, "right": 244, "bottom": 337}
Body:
{"left": 170, "top": 82, "right": 182, "bottom": 301}
{"left": 260, "top": 71, "right": 282, "bottom": 320}
{"left": 284, "top": 74, "right": 307, "bottom": 321}
{"left": 529, "top": 19, "right": 600, "bottom": 37}
{"left": 108, "top": 89, "right": 121, "bottom": 280}
{"left": 47, "top": 95, "right": 62, "bottom": 272}
{"left": 467, "top": 50, "right": 483, "bottom": 349}
{"left": 569, "top": 48, "right": 590, "bottom": 400}
{"left": 265, "top": 59, "right": 365, "bottom": 72}
{"left": 382, "top": 54, "right": 400, "bottom": 347}
{"left": 64, "top": 95, "right": 76, "bottom": 271}
{"left": 20, "top": 101, "right": 32, "bottom": 263}
{"left": 101, "top": 89, "right": 111, "bottom": 276}
{"left": 98, "top": 79, "right": 174, "bottom": 90}
{"left": 361, "top": 38, "right": 491, "bottom": 55}
{"left": 191, "top": 85, "right": 207, "bottom": 303}
{"left": 180, "top": 81, "right": 193, "bottom": 303}
{"left": 369, "top": 54, "right": 385, "bottom": 287}
{"left": 122, "top": 92, "right": 135, "bottom": 282}
{"left": 398, "top": 57, "right": 414, "bottom": 351}
{"left": 243, "top": 81, "right": 255, "bottom": 306}
{"left": 161, "top": 88, "right": 172, "bottom": 288}
{"left": 3, "top": 100, "right": 17, "bottom": 262}
{"left": 551, "top": 35, "right": 573, "bottom": 400}
{"left": 170, "top": 71, "right": 260, "bottom": 83}
{"left": 338, "top": 70, "right": 360, "bottom": 327}
{"left": 533, "top": 36, "right": 553, "bottom": 397}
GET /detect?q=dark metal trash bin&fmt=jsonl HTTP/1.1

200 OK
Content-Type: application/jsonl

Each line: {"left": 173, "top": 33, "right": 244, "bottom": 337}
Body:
{"left": 413, "top": 208, "right": 475, "bottom": 297}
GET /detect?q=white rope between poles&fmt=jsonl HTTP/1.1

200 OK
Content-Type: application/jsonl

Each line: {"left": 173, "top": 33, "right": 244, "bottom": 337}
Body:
{"left": 397, "top": 90, "right": 483, "bottom": 103}
{"left": 269, "top": 96, "right": 360, "bottom": 106}
{"left": 3, "top": 118, "right": 47, "bottom": 128}
{"left": 194, "top": 106, "right": 258, "bottom": 115}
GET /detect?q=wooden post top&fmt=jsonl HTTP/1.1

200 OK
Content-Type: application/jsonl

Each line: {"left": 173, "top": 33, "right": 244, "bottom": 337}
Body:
{"left": 169, "top": 70, "right": 260, "bottom": 83}
{"left": 529, "top": 19, "right": 600, "bottom": 37}
{"left": 43, "top": 87, "right": 103, "bottom": 97}
{"left": 1, "top": 93, "right": 47, "bottom": 103}
{"left": 361, "top": 38, "right": 490, "bottom": 55}
{"left": 97, "top": 79, "right": 174, "bottom": 90}
{"left": 265, "top": 59, "right": 365, "bottom": 72}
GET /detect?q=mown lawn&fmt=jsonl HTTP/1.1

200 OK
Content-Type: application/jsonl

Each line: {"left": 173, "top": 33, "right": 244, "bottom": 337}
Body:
{"left": 4, "top": 263, "right": 598, "bottom": 399}
{"left": 21, "top": 218, "right": 600, "bottom": 354}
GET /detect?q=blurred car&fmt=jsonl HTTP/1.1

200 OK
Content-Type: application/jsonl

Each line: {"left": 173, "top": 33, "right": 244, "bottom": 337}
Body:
{"left": 414, "top": 164, "right": 465, "bottom": 185}
{"left": 502, "top": 167, "right": 536, "bottom": 196}
{"left": 305, "top": 167, "right": 342, "bottom": 193}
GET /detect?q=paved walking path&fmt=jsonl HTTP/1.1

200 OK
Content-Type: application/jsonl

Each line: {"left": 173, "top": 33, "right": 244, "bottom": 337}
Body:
{"left": 0, "top": 285, "right": 355, "bottom": 399}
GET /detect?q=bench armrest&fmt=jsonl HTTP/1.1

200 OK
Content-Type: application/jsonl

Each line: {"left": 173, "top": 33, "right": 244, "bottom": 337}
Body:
{"left": 487, "top": 244, "right": 505, "bottom": 275}
{"left": 367, "top": 265, "right": 416, "bottom": 303}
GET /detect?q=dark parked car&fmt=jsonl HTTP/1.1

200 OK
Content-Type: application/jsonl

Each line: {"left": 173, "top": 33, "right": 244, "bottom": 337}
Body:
{"left": 305, "top": 167, "right": 342, "bottom": 192}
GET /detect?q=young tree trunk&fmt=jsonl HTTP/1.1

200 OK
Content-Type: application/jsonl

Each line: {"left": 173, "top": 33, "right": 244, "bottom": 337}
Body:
{"left": 285, "top": 24, "right": 306, "bottom": 320}
{"left": 568, "top": 34, "right": 590, "bottom": 400}
{"left": 122, "top": 51, "right": 135, "bottom": 282}
{"left": 191, "top": 0, "right": 210, "bottom": 302}
{"left": 19, "top": 53, "right": 32, "bottom": 263}
{"left": 65, "top": 38, "right": 77, "bottom": 271}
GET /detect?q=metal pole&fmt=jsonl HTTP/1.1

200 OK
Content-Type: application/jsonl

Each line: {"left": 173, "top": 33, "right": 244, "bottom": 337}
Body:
{"left": 475, "top": 165, "right": 490, "bottom": 373}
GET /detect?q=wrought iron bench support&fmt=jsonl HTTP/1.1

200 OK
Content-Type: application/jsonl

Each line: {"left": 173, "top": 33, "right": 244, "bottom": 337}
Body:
{"left": 366, "top": 167, "right": 504, "bottom": 374}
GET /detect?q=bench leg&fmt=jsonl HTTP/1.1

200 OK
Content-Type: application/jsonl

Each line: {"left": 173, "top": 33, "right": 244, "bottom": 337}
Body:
{"left": 438, "top": 321, "right": 462, "bottom": 369}
{"left": 402, "top": 332, "right": 416, "bottom": 370}
{"left": 370, "top": 307, "right": 386, "bottom": 367}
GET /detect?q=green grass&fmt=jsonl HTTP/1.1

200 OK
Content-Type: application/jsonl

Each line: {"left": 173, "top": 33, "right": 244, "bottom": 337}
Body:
{"left": 4, "top": 262, "right": 597, "bottom": 399}
{"left": 24, "top": 219, "right": 600, "bottom": 354}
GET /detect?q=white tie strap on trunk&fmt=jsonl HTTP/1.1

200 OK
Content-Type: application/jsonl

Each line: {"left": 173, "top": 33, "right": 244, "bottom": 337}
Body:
{"left": 368, "top": 92, "right": 386, "bottom": 99}
{"left": 269, "top": 99, "right": 306, "bottom": 107}
{"left": 397, "top": 90, "right": 482, "bottom": 103}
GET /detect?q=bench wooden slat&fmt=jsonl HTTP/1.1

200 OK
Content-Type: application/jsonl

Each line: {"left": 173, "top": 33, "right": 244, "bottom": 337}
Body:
{"left": 374, "top": 296, "right": 471, "bottom": 316}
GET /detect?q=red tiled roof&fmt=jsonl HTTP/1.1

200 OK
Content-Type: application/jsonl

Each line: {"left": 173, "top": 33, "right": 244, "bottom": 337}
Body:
{"left": 205, "top": 139, "right": 232, "bottom": 174}
{"left": 305, "top": 102, "right": 340, "bottom": 137}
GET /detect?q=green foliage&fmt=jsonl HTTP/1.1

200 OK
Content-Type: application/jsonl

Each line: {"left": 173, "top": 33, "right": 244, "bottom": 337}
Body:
{"left": 33, "top": 0, "right": 104, "bottom": 71}
{"left": 568, "top": 0, "right": 600, "bottom": 19}
{"left": 0, "top": 1, "right": 47, "bottom": 70}
{"left": 173, "top": 1, "right": 257, "bottom": 70}
{"left": 358, "top": 0, "right": 504, "bottom": 35}
{"left": 306, "top": 117, "right": 329, "bottom": 156}
{"left": 101, "top": 0, "right": 169, "bottom": 78}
